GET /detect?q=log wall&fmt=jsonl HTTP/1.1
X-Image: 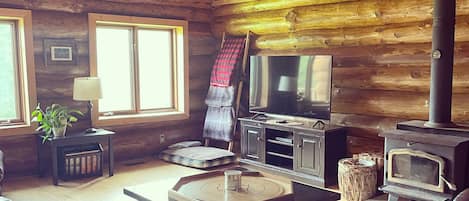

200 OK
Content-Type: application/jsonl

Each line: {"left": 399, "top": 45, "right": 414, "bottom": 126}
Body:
{"left": 212, "top": 0, "right": 469, "bottom": 155}
{"left": 0, "top": 0, "right": 215, "bottom": 175}
{"left": 3, "top": 0, "right": 469, "bottom": 175}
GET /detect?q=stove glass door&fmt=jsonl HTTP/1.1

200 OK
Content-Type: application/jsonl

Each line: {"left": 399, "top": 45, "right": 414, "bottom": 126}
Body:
{"left": 388, "top": 148, "right": 445, "bottom": 192}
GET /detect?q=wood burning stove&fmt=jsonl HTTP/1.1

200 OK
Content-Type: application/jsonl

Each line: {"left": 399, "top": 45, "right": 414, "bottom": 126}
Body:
{"left": 379, "top": 122, "right": 469, "bottom": 201}
{"left": 378, "top": 0, "right": 469, "bottom": 200}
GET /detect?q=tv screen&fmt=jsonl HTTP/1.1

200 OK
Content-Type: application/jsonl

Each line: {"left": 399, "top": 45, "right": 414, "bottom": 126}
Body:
{"left": 249, "top": 55, "right": 332, "bottom": 120}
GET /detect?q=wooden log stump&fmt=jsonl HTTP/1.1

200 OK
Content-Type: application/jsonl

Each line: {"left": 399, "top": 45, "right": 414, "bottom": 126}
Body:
{"left": 338, "top": 158, "right": 377, "bottom": 201}
{"left": 354, "top": 152, "right": 385, "bottom": 187}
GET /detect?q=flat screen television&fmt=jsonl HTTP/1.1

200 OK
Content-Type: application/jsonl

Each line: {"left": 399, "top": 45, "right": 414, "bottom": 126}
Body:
{"left": 249, "top": 55, "right": 332, "bottom": 120}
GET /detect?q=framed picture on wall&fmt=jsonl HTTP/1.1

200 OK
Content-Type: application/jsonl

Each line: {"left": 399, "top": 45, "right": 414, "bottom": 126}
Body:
{"left": 43, "top": 38, "right": 78, "bottom": 66}
{"left": 51, "top": 46, "right": 73, "bottom": 61}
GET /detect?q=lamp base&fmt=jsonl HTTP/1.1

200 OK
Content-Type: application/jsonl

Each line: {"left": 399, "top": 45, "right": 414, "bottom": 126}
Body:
{"left": 85, "top": 128, "right": 98, "bottom": 133}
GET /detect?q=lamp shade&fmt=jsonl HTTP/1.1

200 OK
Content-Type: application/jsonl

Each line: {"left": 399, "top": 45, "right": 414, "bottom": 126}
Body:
{"left": 278, "top": 76, "right": 296, "bottom": 92}
{"left": 73, "top": 77, "right": 102, "bottom": 101}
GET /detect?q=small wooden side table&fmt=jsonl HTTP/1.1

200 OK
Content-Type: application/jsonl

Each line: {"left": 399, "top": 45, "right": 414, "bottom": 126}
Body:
{"left": 36, "top": 129, "right": 115, "bottom": 185}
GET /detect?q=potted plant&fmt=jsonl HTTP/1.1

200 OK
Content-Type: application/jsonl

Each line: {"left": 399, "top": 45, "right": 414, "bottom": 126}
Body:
{"left": 31, "top": 103, "right": 83, "bottom": 142}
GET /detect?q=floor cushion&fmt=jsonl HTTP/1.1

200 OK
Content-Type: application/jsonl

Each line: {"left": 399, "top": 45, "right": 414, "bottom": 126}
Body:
{"left": 167, "top": 141, "right": 202, "bottom": 149}
{"left": 159, "top": 146, "right": 236, "bottom": 169}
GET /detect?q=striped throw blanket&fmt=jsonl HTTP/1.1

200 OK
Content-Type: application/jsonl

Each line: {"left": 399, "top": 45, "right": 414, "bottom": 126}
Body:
{"left": 209, "top": 37, "right": 246, "bottom": 87}
{"left": 203, "top": 86, "right": 236, "bottom": 141}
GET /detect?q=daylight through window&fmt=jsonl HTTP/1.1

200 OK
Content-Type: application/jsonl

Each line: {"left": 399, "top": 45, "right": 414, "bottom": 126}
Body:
{"left": 0, "top": 21, "right": 20, "bottom": 123}
{"left": 0, "top": 8, "right": 37, "bottom": 135}
{"left": 89, "top": 14, "right": 189, "bottom": 126}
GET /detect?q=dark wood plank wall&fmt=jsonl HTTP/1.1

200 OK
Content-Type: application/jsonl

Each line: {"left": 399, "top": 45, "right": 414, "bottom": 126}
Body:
{"left": 212, "top": 0, "right": 469, "bottom": 155}
{"left": 0, "top": 0, "right": 216, "bottom": 175}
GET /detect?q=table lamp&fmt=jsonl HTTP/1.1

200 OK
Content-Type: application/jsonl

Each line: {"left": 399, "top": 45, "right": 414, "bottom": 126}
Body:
{"left": 278, "top": 75, "right": 296, "bottom": 92}
{"left": 73, "top": 77, "right": 102, "bottom": 133}
{"left": 278, "top": 76, "right": 297, "bottom": 114}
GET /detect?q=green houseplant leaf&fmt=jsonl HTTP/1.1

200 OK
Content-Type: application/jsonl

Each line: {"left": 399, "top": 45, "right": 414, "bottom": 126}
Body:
{"left": 31, "top": 103, "right": 83, "bottom": 143}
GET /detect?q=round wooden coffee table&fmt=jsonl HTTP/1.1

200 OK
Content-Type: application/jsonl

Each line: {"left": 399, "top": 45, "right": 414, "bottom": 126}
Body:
{"left": 169, "top": 171, "right": 291, "bottom": 201}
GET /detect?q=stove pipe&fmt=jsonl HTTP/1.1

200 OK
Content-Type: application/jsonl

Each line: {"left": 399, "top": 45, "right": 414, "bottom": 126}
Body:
{"left": 425, "top": 0, "right": 456, "bottom": 128}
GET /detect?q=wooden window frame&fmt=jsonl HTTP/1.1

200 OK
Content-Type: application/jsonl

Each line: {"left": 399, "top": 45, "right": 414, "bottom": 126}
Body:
{"left": 0, "top": 8, "right": 37, "bottom": 136}
{"left": 88, "top": 13, "right": 189, "bottom": 127}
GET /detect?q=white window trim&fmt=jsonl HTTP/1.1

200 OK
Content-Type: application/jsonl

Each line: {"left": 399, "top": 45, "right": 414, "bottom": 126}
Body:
{"left": 0, "top": 8, "right": 37, "bottom": 136}
{"left": 88, "top": 13, "right": 189, "bottom": 127}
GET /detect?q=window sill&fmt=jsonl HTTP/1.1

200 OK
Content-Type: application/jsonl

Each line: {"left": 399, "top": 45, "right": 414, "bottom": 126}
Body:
{"left": 0, "top": 123, "right": 36, "bottom": 136}
{"left": 93, "top": 111, "right": 190, "bottom": 127}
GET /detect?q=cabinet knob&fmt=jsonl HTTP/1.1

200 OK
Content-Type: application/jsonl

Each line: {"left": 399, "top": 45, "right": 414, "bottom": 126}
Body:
{"left": 257, "top": 137, "right": 261, "bottom": 141}
{"left": 297, "top": 143, "right": 303, "bottom": 149}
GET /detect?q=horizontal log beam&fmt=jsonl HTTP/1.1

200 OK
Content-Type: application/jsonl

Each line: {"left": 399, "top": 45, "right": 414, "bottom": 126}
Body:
{"left": 0, "top": 0, "right": 211, "bottom": 22}
{"left": 34, "top": 54, "right": 89, "bottom": 75}
{"left": 254, "top": 42, "right": 469, "bottom": 67}
{"left": 212, "top": 0, "right": 255, "bottom": 7}
{"left": 31, "top": 10, "right": 88, "bottom": 39}
{"left": 331, "top": 113, "right": 405, "bottom": 138}
{"left": 333, "top": 65, "right": 469, "bottom": 93}
{"left": 189, "top": 22, "right": 215, "bottom": 35}
{"left": 36, "top": 97, "right": 89, "bottom": 117}
{"left": 347, "top": 136, "right": 384, "bottom": 155}
{"left": 214, "top": 0, "right": 357, "bottom": 16}
{"left": 213, "top": 0, "right": 469, "bottom": 35}
{"left": 102, "top": 0, "right": 212, "bottom": 9}
{"left": 331, "top": 113, "right": 398, "bottom": 154}
{"left": 190, "top": 76, "right": 210, "bottom": 92}
{"left": 331, "top": 88, "right": 469, "bottom": 122}
{"left": 189, "top": 55, "right": 214, "bottom": 78}
{"left": 113, "top": 123, "right": 204, "bottom": 161}
{"left": 189, "top": 36, "right": 218, "bottom": 56}
{"left": 189, "top": 92, "right": 208, "bottom": 112}
{"left": 104, "top": 111, "right": 206, "bottom": 132}
{"left": 0, "top": 135, "right": 38, "bottom": 175}
{"left": 214, "top": 0, "right": 409, "bottom": 34}
{"left": 253, "top": 15, "right": 469, "bottom": 50}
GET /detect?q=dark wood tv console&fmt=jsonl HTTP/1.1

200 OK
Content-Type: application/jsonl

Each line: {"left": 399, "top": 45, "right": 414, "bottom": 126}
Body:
{"left": 238, "top": 116, "right": 347, "bottom": 187}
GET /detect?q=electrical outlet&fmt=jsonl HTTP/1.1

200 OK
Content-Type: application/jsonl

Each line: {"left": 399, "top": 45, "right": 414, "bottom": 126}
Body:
{"left": 160, "top": 134, "right": 165, "bottom": 144}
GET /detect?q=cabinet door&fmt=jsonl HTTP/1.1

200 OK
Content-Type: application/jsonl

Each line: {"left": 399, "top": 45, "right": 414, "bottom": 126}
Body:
{"left": 241, "top": 125, "right": 264, "bottom": 163}
{"left": 294, "top": 133, "right": 321, "bottom": 176}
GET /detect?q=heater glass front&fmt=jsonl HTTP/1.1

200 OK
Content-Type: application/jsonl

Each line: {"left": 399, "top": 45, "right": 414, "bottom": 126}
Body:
{"left": 388, "top": 149, "right": 445, "bottom": 192}
{"left": 392, "top": 154, "right": 439, "bottom": 185}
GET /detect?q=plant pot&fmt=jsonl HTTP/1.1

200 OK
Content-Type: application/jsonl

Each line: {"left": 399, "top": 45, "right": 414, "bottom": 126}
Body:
{"left": 52, "top": 126, "right": 67, "bottom": 137}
